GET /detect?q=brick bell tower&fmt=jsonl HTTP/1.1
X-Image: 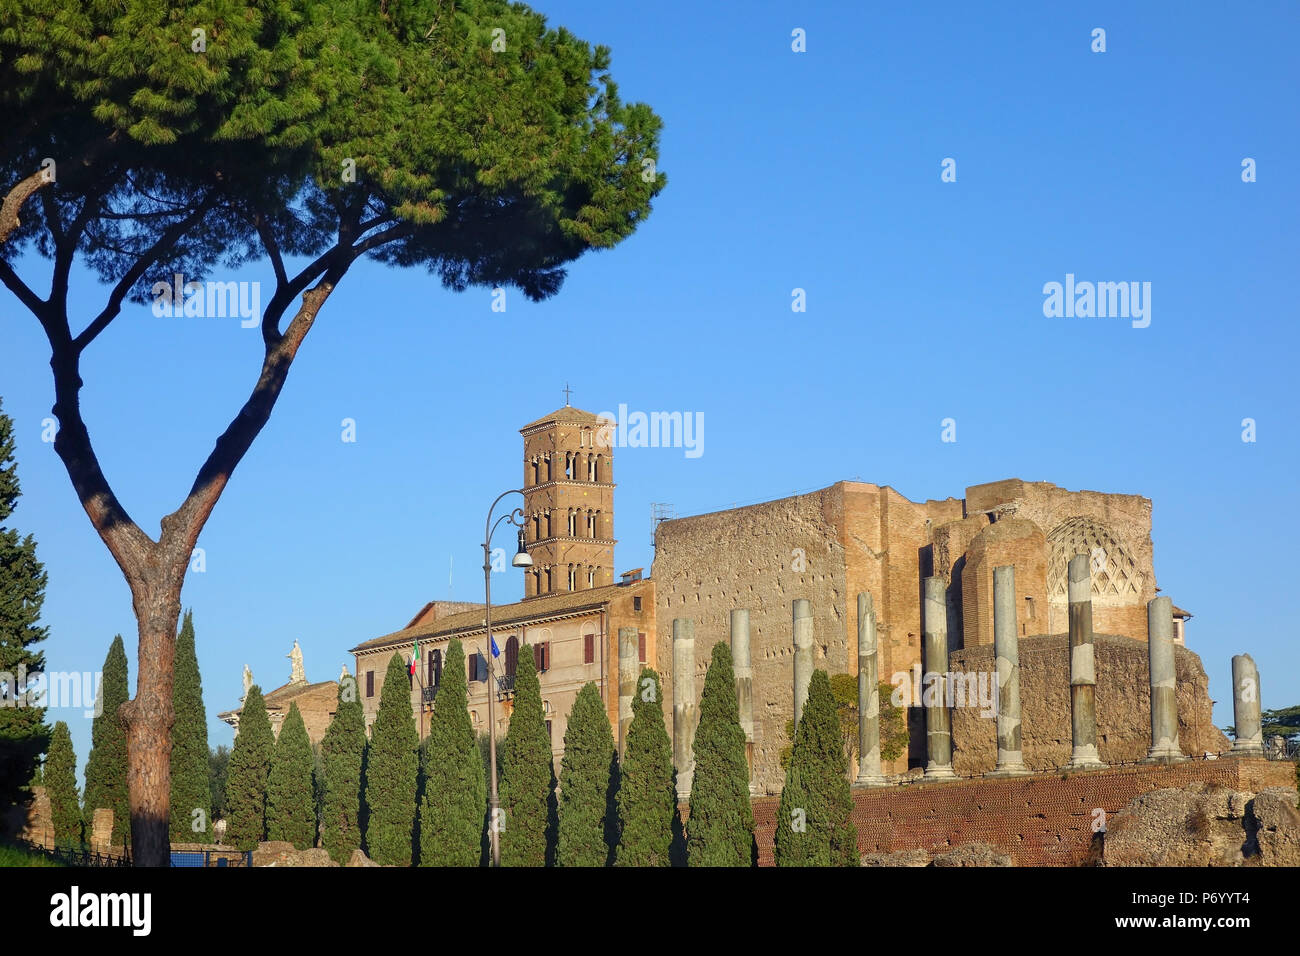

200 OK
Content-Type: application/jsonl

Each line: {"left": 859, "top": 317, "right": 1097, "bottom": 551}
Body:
{"left": 519, "top": 396, "right": 616, "bottom": 598}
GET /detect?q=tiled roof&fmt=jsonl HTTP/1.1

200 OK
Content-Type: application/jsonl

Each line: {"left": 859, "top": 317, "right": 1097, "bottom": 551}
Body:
{"left": 519, "top": 405, "right": 612, "bottom": 431}
{"left": 350, "top": 581, "right": 645, "bottom": 654}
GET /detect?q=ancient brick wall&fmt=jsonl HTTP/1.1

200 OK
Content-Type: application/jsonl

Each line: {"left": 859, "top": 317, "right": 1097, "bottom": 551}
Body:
{"left": 947, "top": 634, "right": 1230, "bottom": 774}
{"left": 751, "top": 757, "right": 1293, "bottom": 866}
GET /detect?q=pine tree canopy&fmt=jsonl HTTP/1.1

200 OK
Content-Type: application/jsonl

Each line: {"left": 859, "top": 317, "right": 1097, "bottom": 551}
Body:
{"left": 224, "top": 684, "right": 274, "bottom": 851}
{"left": 616, "top": 668, "right": 677, "bottom": 867}
{"left": 321, "top": 672, "right": 367, "bottom": 864}
{"left": 169, "top": 610, "right": 211, "bottom": 842}
{"left": 45, "top": 721, "right": 81, "bottom": 850}
{"left": 83, "top": 635, "right": 130, "bottom": 845}
{"left": 266, "top": 701, "right": 316, "bottom": 849}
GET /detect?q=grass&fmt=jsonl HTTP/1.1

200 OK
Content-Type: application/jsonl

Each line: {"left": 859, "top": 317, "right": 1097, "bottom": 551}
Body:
{"left": 0, "top": 843, "right": 67, "bottom": 867}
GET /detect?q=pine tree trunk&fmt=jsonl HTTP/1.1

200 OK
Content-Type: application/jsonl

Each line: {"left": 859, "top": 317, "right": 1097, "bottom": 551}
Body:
{"left": 121, "top": 567, "right": 184, "bottom": 866}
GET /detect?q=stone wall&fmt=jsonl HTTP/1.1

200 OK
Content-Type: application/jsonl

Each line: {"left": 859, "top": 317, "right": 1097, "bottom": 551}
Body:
{"left": 750, "top": 756, "right": 1292, "bottom": 866}
{"left": 948, "top": 634, "right": 1229, "bottom": 774}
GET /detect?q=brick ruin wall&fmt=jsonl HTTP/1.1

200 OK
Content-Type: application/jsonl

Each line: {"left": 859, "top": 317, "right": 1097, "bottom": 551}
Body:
{"left": 751, "top": 757, "right": 1294, "bottom": 866}
{"left": 948, "top": 634, "right": 1230, "bottom": 774}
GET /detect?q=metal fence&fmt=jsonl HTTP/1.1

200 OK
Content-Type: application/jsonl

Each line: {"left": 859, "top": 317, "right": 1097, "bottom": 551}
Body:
{"left": 17, "top": 839, "right": 131, "bottom": 867}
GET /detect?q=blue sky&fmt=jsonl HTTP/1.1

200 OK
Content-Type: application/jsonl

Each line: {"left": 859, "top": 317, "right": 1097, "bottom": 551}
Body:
{"left": 3, "top": 1, "right": 1297, "bottom": 772}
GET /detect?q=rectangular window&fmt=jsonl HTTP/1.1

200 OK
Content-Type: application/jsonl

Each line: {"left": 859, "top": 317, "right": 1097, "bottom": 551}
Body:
{"left": 468, "top": 653, "right": 478, "bottom": 683}
{"left": 583, "top": 633, "right": 594, "bottom": 664}
{"left": 533, "top": 641, "right": 551, "bottom": 674}
{"left": 638, "top": 633, "right": 646, "bottom": 664}
{"left": 365, "top": 670, "right": 374, "bottom": 698}
{"left": 633, "top": 596, "right": 642, "bottom": 612}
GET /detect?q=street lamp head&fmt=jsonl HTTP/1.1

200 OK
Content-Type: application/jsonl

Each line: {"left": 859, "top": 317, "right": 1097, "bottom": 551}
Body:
{"left": 512, "top": 529, "right": 533, "bottom": 568}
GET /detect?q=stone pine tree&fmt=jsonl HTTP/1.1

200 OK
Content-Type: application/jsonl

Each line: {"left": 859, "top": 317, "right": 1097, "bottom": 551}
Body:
{"left": 224, "top": 685, "right": 274, "bottom": 851}
{"left": 45, "top": 721, "right": 81, "bottom": 850}
{"left": 364, "top": 653, "right": 418, "bottom": 865}
{"left": 419, "top": 639, "right": 485, "bottom": 867}
{"left": 616, "top": 668, "right": 678, "bottom": 867}
{"left": 687, "top": 642, "right": 755, "bottom": 866}
{"left": 83, "top": 635, "right": 129, "bottom": 846}
{"left": 168, "top": 611, "right": 210, "bottom": 842}
{"left": 321, "top": 676, "right": 366, "bottom": 864}
{"left": 0, "top": 397, "right": 49, "bottom": 811}
{"left": 499, "top": 643, "right": 558, "bottom": 867}
{"left": 776, "top": 670, "right": 859, "bottom": 867}
{"left": 266, "top": 702, "right": 315, "bottom": 849}
{"left": 557, "top": 682, "right": 618, "bottom": 866}
{"left": 1, "top": 0, "right": 664, "bottom": 868}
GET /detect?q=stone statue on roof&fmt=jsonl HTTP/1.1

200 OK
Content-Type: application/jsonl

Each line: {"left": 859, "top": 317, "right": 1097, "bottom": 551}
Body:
{"left": 242, "top": 664, "right": 253, "bottom": 700}
{"left": 289, "top": 640, "right": 305, "bottom": 684}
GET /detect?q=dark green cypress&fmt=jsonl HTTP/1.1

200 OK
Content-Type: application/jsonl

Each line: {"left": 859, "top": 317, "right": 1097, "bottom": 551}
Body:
{"left": 83, "top": 635, "right": 129, "bottom": 845}
{"left": 0, "top": 397, "right": 50, "bottom": 811}
{"left": 224, "top": 685, "right": 274, "bottom": 851}
{"left": 557, "top": 682, "right": 617, "bottom": 866}
{"left": 266, "top": 702, "right": 315, "bottom": 848}
{"left": 687, "top": 641, "right": 755, "bottom": 866}
{"left": 363, "top": 653, "right": 418, "bottom": 865}
{"left": 499, "top": 642, "right": 557, "bottom": 866}
{"left": 45, "top": 721, "right": 81, "bottom": 850}
{"left": 321, "top": 675, "right": 366, "bottom": 863}
{"left": 169, "top": 611, "right": 210, "bottom": 842}
{"left": 616, "top": 668, "right": 677, "bottom": 866}
{"left": 775, "top": 670, "right": 859, "bottom": 867}
{"left": 419, "top": 639, "right": 485, "bottom": 867}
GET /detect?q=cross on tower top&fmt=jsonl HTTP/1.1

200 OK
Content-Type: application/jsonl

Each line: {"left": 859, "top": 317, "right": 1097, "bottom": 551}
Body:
{"left": 562, "top": 383, "right": 573, "bottom": 406}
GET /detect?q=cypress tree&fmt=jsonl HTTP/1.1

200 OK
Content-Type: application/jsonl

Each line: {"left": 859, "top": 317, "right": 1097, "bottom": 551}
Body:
{"left": 419, "top": 639, "right": 485, "bottom": 867}
{"left": 499, "top": 642, "right": 557, "bottom": 866}
{"left": 83, "top": 635, "right": 129, "bottom": 845}
{"left": 45, "top": 721, "right": 81, "bottom": 850}
{"left": 616, "top": 668, "right": 677, "bottom": 866}
{"left": 775, "top": 670, "right": 859, "bottom": 867}
{"left": 321, "top": 677, "right": 366, "bottom": 863}
{"left": 0, "top": 397, "right": 50, "bottom": 811}
{"left": 266, "top": 702, "right": 315, "bottom": 848}
{"left": 557, "top": 681, "right": 617, "bottom": 866}
{"left": 225, "top": 685, "right": 274, "bottom": 851}
{"left": 687, "top": 641, "right": 755, "bottom": 866}
{"left": 169, "top": 611, "right": 211, "bottom": 842}
{"left": 364, "top": 653, "right": 418, "bottom": 865}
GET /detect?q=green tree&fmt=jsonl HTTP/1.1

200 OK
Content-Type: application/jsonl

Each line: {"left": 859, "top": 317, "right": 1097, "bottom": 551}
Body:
{"left": 364, "top": 654, "right": 418, "bottom": 865}
{"left": 83, "top": 635, "right": 129, "bottom": 845}
{"left": 419, "top": 639, "right": 485, "bottom": 867}
{"left": 616, "top": 668, "right": 678, "bottom": 866}
{"left": 1, "top": 0, "right": 663, "bottom": 866}
{"left": 0, "top": 397, "right": 49, "bottom": 811}
{"left": 224, "top": 685, "right": 274, "bottom": 851}
{"left": 499, "top": 643, "right": 557, "bottom": 866}
{"left": 687, "top": 642, "right": 754, "bottom": 866}
{"left": 209, "top": 745, "right": 231, "bottom": 821}
{"left": 776, "top": 671, "right": 859, "bottom": 867}
{"left": 266, "top": 702, "right": 315, "bottom": 848}
{"left": 558, "top": 682, "right": 618, "bottom": 866}
{"left": 878, "top": 680, "right": 909, "bottom": 763}
{"left": 45, "top": 721, "right": 81, "bottom": 850}
{"left": 321, "top": 677, "right": 366, "bottom": 864}
{"left": 169, "top": 611, "right": 210, "bottom": 842}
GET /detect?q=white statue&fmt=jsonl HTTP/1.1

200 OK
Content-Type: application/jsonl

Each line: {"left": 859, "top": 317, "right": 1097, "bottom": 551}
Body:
{"left": 340, "top": 663, "right": 350, "bottom": 682}
{"left": 242, "top": 664, "right": 253, "bottom": 699}
{"left": 289, "top": 640, "right": 306, "bottom": 684}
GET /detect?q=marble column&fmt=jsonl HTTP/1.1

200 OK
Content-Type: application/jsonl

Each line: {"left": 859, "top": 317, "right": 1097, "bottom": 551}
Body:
{"left": 1144, "top": 597, "right": 1184, "bottom": 762}
{"left": 618, "top": 626, "right": 638, "bottom": 757}
{"left": 923, "top": 576, "right": 957, "bottom": 780}
{"left": 730, "top": 609, "right": 756, "bottom": 791}
{"left": 672, "top": 618, "right": 698, "bottom": 797}
{"left": 990, "top": 566, "right": 1029, "bottom": 776}
{"left": 855, "top": 592, "right": 887, "bottom": 786}
{"left": 1065, "top": 554, "right": 1106, "bottom": 769}
{"left": 1230, "top": 654, "right": 1263, "bottom": 755}
{"left": 792, "top": 599, "right": 814, "bottom": 730}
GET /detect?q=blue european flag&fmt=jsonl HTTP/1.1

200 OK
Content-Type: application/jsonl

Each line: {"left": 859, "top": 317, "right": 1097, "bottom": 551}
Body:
{"left": 490, "top": 636, "right": 500, "bottom": 658}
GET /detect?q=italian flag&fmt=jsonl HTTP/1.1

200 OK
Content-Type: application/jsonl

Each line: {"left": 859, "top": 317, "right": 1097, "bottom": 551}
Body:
{"left": 409, "top": 638, "right": 420, "bottom": 676}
